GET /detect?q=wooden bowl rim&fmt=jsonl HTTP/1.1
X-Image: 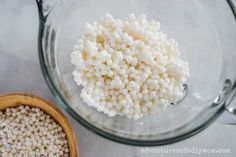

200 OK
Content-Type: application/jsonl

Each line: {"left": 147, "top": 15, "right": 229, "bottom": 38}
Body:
{"left": 0, "top": 92, "right": 78, "bottom": 157}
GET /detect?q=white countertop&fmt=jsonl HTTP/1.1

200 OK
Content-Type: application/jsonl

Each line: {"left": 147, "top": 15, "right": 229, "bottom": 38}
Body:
{"left": 0, "top": 0, "right": 236, "bottom": 157}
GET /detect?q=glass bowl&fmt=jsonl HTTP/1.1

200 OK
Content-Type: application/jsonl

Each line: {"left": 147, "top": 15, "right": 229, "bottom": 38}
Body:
{"left": 36, "top": 0, "right": 236, "bottom": 146}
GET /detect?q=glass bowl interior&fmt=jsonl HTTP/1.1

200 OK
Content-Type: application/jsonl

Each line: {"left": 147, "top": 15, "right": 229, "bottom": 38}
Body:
{"left": 38, "top": 0, "right": 236, "bottom": 145}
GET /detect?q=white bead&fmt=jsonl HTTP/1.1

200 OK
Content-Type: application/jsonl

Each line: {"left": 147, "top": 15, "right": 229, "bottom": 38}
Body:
{"left": 85, "top": 40, "right": 97, "bottom": 56}
{"left": 96, "top": 50, "right": 111, "bottom": 61}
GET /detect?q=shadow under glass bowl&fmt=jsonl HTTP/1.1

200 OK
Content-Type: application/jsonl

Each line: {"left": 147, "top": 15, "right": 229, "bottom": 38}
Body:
{"left": 36, "top": 0, "right": 236, "bottom": 146}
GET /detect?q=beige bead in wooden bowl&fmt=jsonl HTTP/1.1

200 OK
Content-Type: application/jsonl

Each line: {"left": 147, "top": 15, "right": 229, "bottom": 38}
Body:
{"left": 0, "top": 93, "right": 78, "bottom": 157}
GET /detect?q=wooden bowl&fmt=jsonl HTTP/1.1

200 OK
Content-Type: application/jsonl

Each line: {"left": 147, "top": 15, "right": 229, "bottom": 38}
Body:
{"left": 0, "top": 93, "right": 78, "bottom": 157}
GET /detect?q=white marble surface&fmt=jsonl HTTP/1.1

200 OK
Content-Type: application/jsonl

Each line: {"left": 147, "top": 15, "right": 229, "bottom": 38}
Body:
{"left": 0, "top": 0, "right": 236, "bottom": 157}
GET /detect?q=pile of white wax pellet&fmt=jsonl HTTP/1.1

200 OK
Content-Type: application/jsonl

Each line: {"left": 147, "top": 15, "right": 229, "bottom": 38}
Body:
{"left": 0, "top": 106, "right": 69, "bottom": 157}
{"left": 71, "top": 13, "right": 189, "bottom": 119}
